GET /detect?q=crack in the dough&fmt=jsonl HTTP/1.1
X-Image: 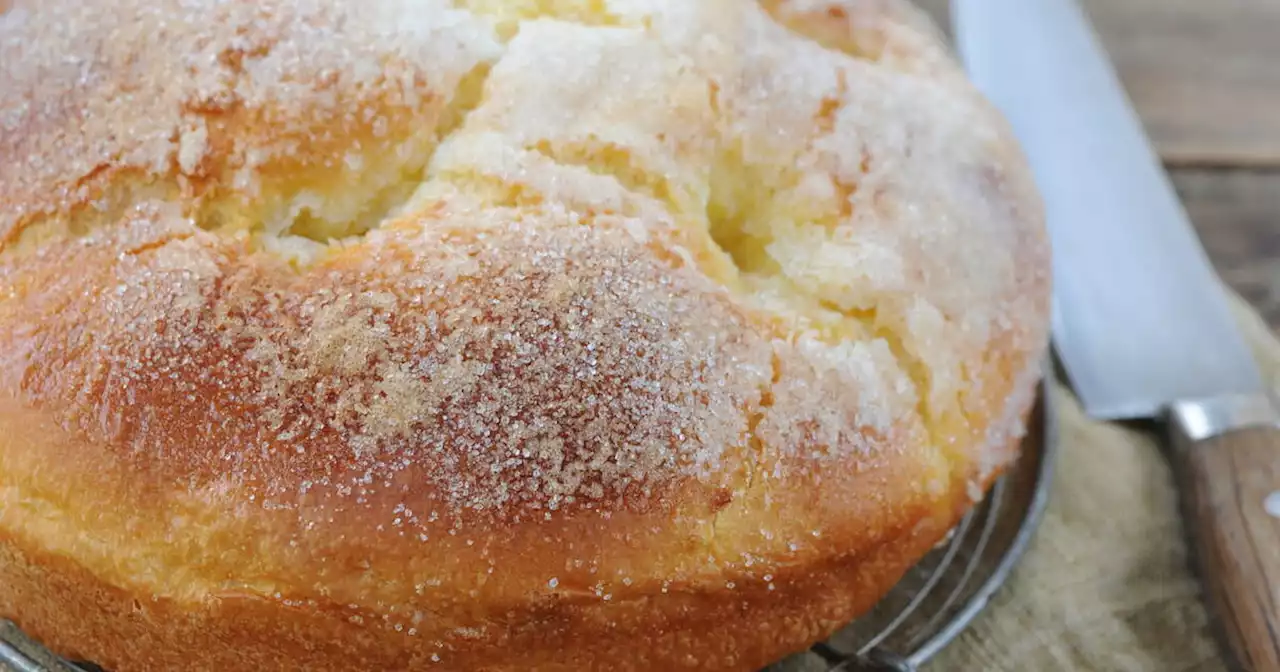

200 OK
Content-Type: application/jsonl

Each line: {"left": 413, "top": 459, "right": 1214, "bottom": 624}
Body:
{"left": 123, "top": 233, "right": 199, "bottom": 258}
{"left": 705, "top": 350, "right": 779, "bottom": 560}
{"left": 437, "top": 62, "right": 495, "bottom": 142}
{"left": 5, "top": 173, "right": 183, "bottom": 257}
{"left": 528, "top": 140, "right": 676, "bottom": 207}
{"left": 516, "top": 138, "right": 746, "bottom": 288}
{"left": 759, "top": 0, "right": 893, "bottom": 62}
{"left": 8, "top": 46, "right": 502, "bottom": 266}
{"left": 427, "top": 170, "right": 546, "bottom": 210}
{"left": 700, "top": 132, "right": 947, "bottom": 475}
{"left": 815, "top": 69, "right": 849, "bottom": 135}
{"left": 745, "top": 351, "right": 782, "bottom": 496}
{"left": 873, "top": 324, "right": 935, "bottom": 440}
{"left": 814, "top": 293, "right": 948, "bottom": 451}
{"left": 706, "top": 145, "right": 791, "bottom": 277}
{"left": 262, "top": 61, "right": 498, "bottom": 255}
{"left": 451, "top": 0, "right": 623, "bottom": 41}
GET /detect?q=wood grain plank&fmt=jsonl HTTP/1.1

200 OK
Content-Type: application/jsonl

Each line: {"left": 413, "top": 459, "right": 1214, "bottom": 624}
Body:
{"left": 1173, "top": 170, "right": 1280, "bottom": 332}
{"left": 914, "top": 0, "right": 1280, "bottom": 166}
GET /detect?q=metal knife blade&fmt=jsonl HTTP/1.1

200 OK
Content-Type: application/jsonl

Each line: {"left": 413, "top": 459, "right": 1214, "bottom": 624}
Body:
{"left": 950, "top": 0, "right": 1266, "bottom": 421}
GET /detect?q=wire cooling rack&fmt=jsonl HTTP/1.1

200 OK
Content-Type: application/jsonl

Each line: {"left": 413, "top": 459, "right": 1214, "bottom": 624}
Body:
{"left": 0, "top": 377, "right": 1055, "bottom": 672}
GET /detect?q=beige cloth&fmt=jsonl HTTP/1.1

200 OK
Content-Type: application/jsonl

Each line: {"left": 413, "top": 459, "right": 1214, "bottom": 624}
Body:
{"left": 932, "top": 292, "right": 1280, "bottom": 672}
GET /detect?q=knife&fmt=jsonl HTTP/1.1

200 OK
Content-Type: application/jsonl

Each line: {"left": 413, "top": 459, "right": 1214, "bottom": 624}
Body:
{"left": 951, "top": 0, "right": 1280, "bottom": 668}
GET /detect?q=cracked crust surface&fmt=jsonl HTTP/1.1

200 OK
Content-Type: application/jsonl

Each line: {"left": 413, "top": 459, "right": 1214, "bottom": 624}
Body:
{"left": 0, "top": 1, "right": 1050, "bottom": 670}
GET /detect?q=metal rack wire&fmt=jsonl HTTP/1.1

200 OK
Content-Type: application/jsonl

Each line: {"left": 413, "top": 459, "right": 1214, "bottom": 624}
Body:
{"left": 0, "top": 380, "right": 1055, "bottom": 672}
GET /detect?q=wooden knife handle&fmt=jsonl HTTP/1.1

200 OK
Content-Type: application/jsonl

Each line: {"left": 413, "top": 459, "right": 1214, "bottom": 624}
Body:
{"left": 1173, "top": 399, "right": 1280, "bottom": 672}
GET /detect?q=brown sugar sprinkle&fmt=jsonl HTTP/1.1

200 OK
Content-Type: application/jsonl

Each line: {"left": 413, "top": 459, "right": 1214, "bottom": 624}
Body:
{"left": 0, "top": 0, "right": 1049, "bottom": 519}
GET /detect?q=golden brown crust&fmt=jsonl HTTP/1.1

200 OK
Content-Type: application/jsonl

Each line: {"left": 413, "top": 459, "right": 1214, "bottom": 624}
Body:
{"left": 0, "top": 0, "right": 1050, "bottom": 670}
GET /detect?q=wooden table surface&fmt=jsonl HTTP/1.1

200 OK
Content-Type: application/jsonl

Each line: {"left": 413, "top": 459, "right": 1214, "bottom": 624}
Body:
{"left": 919, "top": 0, "right": 1280, "bottom": 332}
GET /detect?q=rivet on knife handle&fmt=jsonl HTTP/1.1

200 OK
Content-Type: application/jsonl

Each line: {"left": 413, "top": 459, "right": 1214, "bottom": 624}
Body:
{"left": 1171, "top": 396, "right": 1280, "bottom": 672}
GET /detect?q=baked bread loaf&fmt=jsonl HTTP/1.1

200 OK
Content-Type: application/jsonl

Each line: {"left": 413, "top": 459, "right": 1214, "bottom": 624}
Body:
{"left": 0, "top": 0, "right": 1050, "bottom": 670}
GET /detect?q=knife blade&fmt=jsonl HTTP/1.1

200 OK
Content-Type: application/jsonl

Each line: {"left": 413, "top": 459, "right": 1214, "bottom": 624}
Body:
{"left": 954, "top": 0, "right": 1260, "bottom": 421}
{"left": 951, "top": 1, "right": 1280, "bottom": 669}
